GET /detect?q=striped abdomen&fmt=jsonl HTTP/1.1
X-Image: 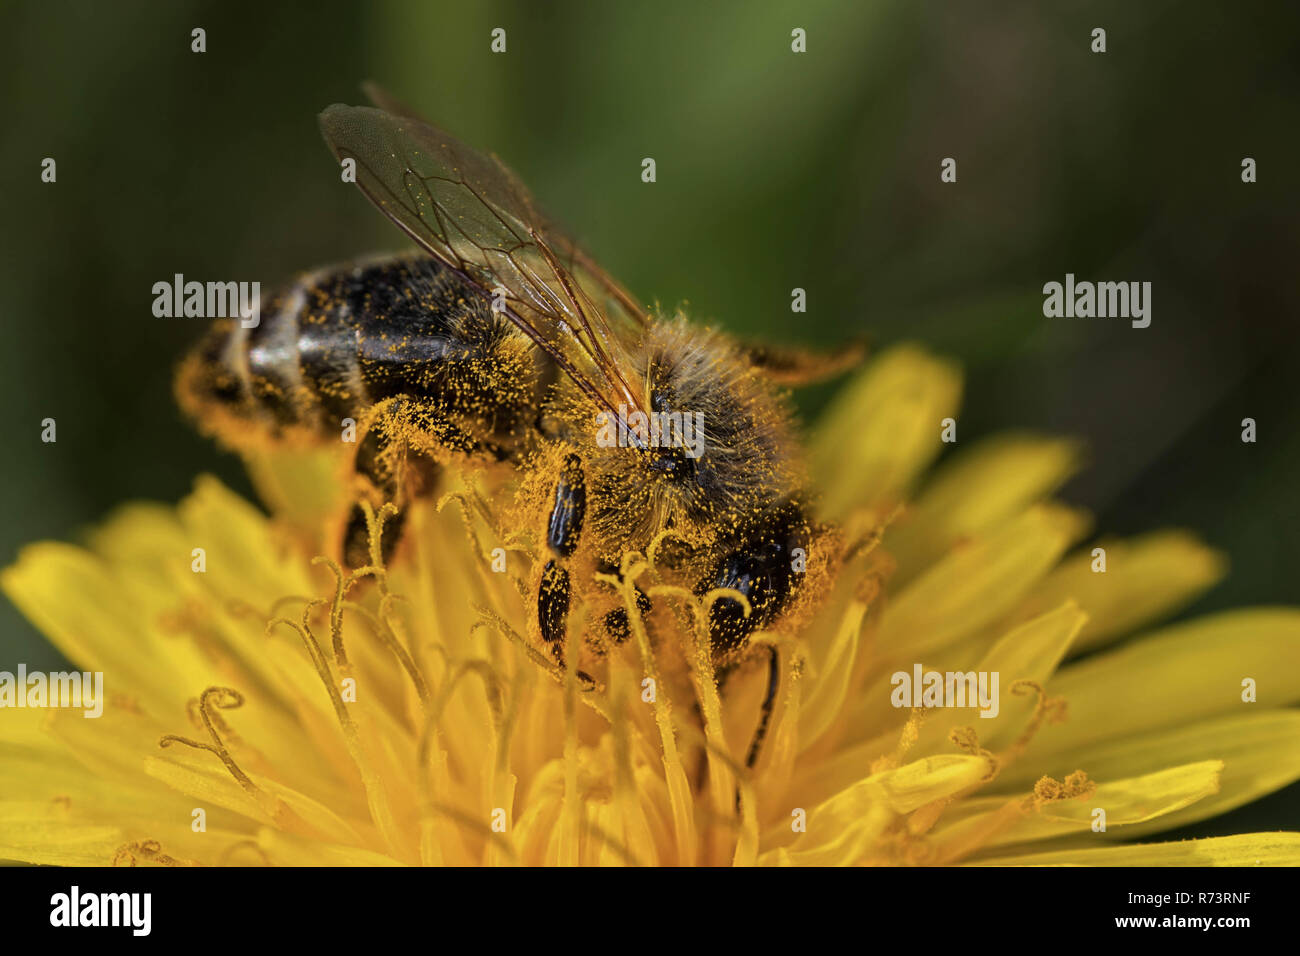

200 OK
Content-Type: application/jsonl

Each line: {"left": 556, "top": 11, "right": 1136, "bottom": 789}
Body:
{"left": 177, "top": 254, "right": 545, "bottom": 456}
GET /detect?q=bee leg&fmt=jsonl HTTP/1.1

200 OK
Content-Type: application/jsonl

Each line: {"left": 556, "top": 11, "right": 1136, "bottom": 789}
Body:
{"left": 538, "top": 559, "right": 571, "bottom": 655}
{"left": 722, "top": 645, "right": 783, "bottom": 813}
{"left": 702, "top": 516, "right": 804, "bottom": 805}
{"left": 537, "top": 453, "right": 592, "bottom": 682}
{"left": 745, "top": 644, "right": 780, "bottom": 769}
{"left": 341, "top": 397, "right": 430, "bottom": 569}
{"left": 698, "top": 648, "right": 781, "bottom": 803}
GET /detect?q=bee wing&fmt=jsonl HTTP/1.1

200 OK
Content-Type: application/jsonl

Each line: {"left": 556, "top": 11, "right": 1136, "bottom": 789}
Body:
{"left": 319, "top": 102, "right": 649, "bottom": 417}
{"left": 358, "top": 83, "right": 650, "bottom": 337}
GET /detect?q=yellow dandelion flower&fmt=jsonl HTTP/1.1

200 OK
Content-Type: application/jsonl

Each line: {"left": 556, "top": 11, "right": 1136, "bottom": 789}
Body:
{"left": 3, "top": 344, "right": 1298, "bottom": 867}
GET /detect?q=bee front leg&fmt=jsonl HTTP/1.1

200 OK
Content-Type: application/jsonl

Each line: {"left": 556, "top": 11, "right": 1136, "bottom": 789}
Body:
{"left": 697, "top": 645, "right": 781, "bottom": 804}
{"left": 745, "top": 644, "right": 780, "bottom": 769}
{"left": 537, "top": 453, "right": 585, "bottom": 670}
{"left": 342, "top": 396, "right": 434, "bottom": 569}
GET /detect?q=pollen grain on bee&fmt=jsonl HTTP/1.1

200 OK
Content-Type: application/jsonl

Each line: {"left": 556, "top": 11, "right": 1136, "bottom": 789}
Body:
{"left": 594, "top": 403, "right": 707, "bottom": 459}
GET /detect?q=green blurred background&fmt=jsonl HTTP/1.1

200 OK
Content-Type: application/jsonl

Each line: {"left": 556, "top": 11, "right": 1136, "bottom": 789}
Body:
{"left": 2, "top": 1, "right": 1297, "bottom": 838}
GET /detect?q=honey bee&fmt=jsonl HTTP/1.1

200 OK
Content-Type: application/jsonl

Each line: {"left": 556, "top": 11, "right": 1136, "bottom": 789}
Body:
{"left": 177, "top": 85, "right": 858, "bottom": 768}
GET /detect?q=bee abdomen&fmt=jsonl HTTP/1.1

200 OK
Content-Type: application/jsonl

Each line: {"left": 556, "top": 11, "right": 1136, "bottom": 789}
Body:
{"left": 248, "top": 279, "right": 346, "bottom": 426}
{"left": 176, "top": 268, "right": 365, "bottom": 445}
{"left": 178, "top": 254, "right": 545, "bottom": 454}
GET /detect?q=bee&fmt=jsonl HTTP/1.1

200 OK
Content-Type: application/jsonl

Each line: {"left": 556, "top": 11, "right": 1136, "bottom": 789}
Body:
{"left": 177, "top": 85, "right": 859, "bottom": 769}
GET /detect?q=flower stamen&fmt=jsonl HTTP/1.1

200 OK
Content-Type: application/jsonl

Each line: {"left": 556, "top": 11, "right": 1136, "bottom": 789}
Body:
{"left": 112, "top": 839, "right": 195, "bottom": 867}
{"left": 265, "top": 613, "right": 403, "bottom": 855}
{"left": 160, "top": 687, "right": 264, "bottom": 803}
{"left": 998, "top": 679, "right": 1068, "bottom": 766}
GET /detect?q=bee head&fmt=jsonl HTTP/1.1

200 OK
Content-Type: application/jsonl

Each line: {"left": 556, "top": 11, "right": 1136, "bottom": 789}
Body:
{"left": 639, "top": 386, "right": 702, "bottom": 483}
{"left": 647, "top": 444, "right": 698, "bottom": 482}
{"left": 574, "top": 319, "right": 803, "bottom": 554}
